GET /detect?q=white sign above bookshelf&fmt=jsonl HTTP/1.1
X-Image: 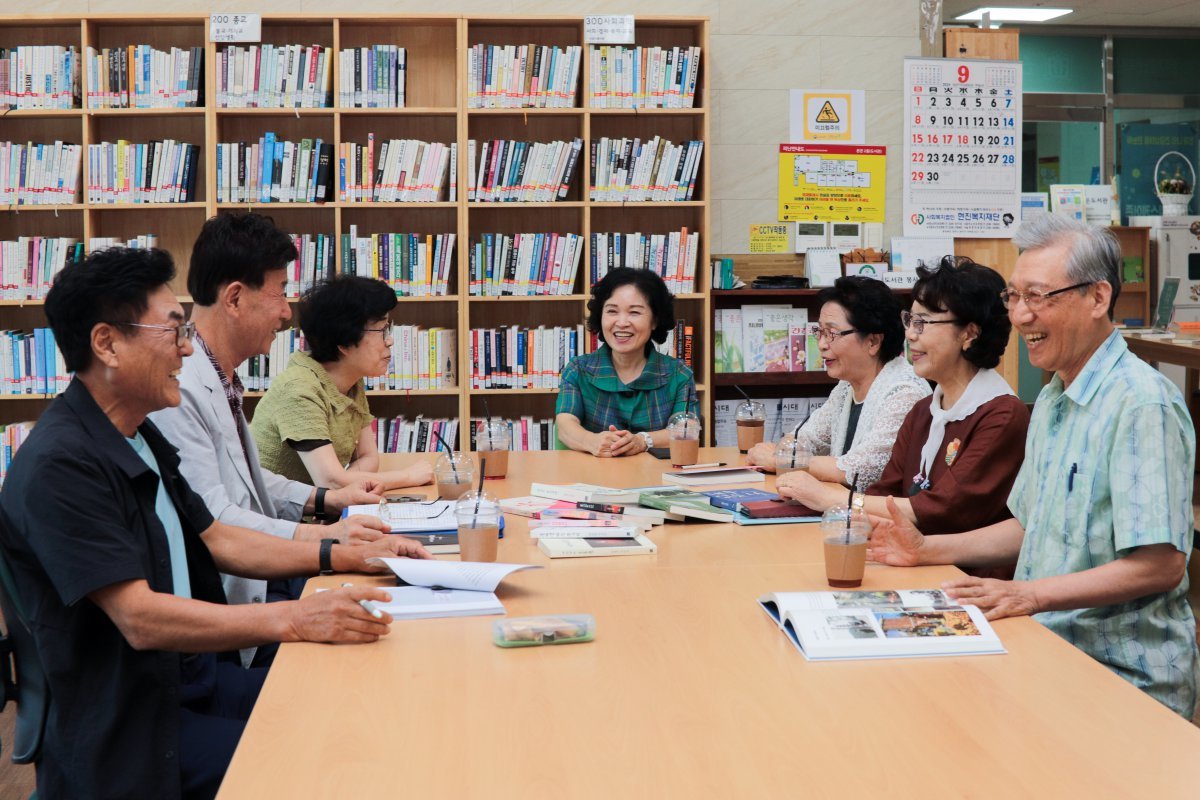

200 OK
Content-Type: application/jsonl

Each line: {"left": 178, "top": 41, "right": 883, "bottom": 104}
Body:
{"left": 584, "top": 15, "right": 635, "bottom": 44}
{"left": 209, "top": 13, "right": 262, "bottom": 44}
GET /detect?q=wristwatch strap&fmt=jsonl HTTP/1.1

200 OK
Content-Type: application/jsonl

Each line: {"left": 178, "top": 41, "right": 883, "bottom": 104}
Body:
{"left": 638, "top": 431, "right": 654, "bottom": 451}
{"left": 314, "top": 486, "right": 328, "bottom": 517}
{"left": 319, "top": 538, "right": 337, "bottom": 575}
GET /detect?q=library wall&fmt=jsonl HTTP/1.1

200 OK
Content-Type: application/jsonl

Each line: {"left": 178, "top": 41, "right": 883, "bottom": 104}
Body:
{"left": 8, "top": 0, "right": 922, "bottom": 252}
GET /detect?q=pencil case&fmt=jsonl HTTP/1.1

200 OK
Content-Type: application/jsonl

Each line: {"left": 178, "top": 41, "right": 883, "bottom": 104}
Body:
{"left": 493, "top": 614, "right": 595, "bottom": 647}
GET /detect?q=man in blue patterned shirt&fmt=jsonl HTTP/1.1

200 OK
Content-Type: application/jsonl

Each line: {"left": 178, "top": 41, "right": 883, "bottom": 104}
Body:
{"left": 869, "top": 214, "right": 1198, "bottom": 717}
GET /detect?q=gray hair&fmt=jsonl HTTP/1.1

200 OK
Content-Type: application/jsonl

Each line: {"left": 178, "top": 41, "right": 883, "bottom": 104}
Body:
{"left": 1012, "top": 214, "right": 1122, "bottom": 318}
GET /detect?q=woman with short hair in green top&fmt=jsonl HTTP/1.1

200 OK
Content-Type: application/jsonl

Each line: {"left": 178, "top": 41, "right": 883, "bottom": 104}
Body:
{"left": 556, "top": 267, "right": 696, "bottom": 457}
{"left": 250, "top": 275, "right": 433, "bottom": 491}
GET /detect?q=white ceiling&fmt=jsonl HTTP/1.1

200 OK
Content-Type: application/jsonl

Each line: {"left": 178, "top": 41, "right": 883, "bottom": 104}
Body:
{"left": 943, "top": 1, "right": 1200, "bottom": 29}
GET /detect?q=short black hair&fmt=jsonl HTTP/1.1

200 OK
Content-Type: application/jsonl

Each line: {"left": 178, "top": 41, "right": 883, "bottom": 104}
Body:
{"left": 586, "top": 268, "right": 676, "bottom": 355}
{"left": 913, "top": 256, "right": 1011, "bottom": 369}
{"left": 816, "top": 275, "right": 905, "bottom": 362}
{"left": 45, "top": 247, "right": 176, "bottom": 374}
{"left": 188, "top": 212, "right": 298, "bottom": 305}
{"left": 299, "top": 275, "right": 399, "bottom": 363}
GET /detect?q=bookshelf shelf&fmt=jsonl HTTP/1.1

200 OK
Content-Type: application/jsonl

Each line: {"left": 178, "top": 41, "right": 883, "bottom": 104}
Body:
{"left": 0, "top": 13, "right": 710, "bottom": 446}
{"left": 712, "top": 372, "right": 833, "bottom": 387}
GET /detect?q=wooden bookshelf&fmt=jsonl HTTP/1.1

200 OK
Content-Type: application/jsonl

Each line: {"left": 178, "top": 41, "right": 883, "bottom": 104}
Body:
{"left": 0, "top": 14, "right": 710, "bottom": 448}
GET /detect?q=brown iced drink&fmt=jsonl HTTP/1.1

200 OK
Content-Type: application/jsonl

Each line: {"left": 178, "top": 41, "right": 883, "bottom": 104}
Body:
{"left": 669, "top": 437, "right": 699, "bottom": 467}
{"left": 736, "top": 419, "right": 765, "bottom": 453}
{"left": 438, "top": 478, "right": 472, "bottom": 501}
{"left": 478, "top": 449, "right": 509, "bottom": 479}
{"left": 458, "top": 522, "right": 500, "bottom": 562}
{"left": 824, "top": 540, "right": 868, "bottom": 588}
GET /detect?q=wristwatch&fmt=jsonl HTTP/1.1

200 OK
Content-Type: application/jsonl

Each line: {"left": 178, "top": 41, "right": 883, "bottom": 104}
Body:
{"left": 319, "top": 538, "right": 338, "bottom": 575}
{"left": 637, "top": 431, "right": 654, "bottom": 452}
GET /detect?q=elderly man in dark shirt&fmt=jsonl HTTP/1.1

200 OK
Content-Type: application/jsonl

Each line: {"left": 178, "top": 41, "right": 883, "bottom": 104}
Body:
{"left": 0, "top": 248, "right": 427, "bottom": 799}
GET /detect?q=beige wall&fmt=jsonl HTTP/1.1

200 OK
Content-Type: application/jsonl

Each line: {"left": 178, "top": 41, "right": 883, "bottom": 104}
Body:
{"left": 9, "top": 0, "right": 922, "bottom": 252}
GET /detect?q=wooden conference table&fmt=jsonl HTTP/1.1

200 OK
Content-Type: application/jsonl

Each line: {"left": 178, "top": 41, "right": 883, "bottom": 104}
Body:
{"left": 218, "top": 449, "right": 1200, "bottom": 799}
{"left": 1125, "top": 331, "right": 1200, "bottom": 437}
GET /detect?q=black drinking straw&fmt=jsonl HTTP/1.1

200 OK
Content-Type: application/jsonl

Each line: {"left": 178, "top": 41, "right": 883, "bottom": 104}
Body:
{"left": 471, "top": 461, "right": 487, "bottom": 528}
{"left": 431, "top": 429, "right": 457, "bottom": 479}
{"left": 483, "top": 398, "right": 494, "bottom": 449}
{"left": 734, "top": 384, "right": 752, "bottom": 403}
{"left": 845, "top": 472, "right": 859, "bottom": 543}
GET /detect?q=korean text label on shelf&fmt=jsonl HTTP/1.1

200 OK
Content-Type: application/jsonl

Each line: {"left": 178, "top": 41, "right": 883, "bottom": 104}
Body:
{"left": 210, "top": 13, "right": 262, "bottom": 44}
{"left": 584, "top": 15, "right": 635, "bottom": 44}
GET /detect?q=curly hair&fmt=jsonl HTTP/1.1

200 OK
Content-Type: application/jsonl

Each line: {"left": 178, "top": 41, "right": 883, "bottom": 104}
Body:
{"left": 816, "top": 275, "right": 905, "bottom": 362}
{"left": 913, "top": 256, "right": 1011, "bottom": 369}
{"left": 586, "top": 268, "right": 676, "bottom": 355}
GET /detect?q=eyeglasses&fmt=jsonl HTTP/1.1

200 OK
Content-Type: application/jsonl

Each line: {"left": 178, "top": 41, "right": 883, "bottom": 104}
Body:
{"left": 815, "top": 326, "right": 858, "bottom": 344}
{"left": 363, "top": 326, "right": 395, "bottom": 345}
{"left": 901, "top": 310, "right": 961, "bottom": 335}
{"left": 114, "top": 320, "right": 196, "bottom": 347}
{"left": 999, "top": 281, "right": 1093, "bottom": 311}
{"left": 378, "top": 498, "right": 449, "bottom": 524}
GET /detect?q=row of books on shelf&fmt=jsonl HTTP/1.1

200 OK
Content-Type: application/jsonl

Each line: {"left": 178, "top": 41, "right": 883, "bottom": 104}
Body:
{"left": 467, "top": 417, "right": 557, "bottom": 452}
{"left": 216, "top": 136, "right": 334, "bottom": 204}
{"left": 0, "top": 46, "right": 79, "bottom": 109}
{"left": 237, "top": 326, "right": 457, "bottom": 392}
{"left": 714, "top": 307, "right": 827, "bottom": 374}
{"left": 466, "top": 138, "right": 581, "bottom": 203}
{"left": 469, "top": 324, "right": 583, "bottom": 390}
{"left": 0, "top": 420, "right": 34, "bottom": 486}
{"left": 0, "top": 235, "right": 168, "bottom": 301}
{"left": 590, "top": 230, "right": 699, "bottom": 294}
{"left": 0, "top": 328, "right": 68, "bottom": 397}
{"left": 87, "top": 140, "right": 201, "bottom": 205}
{"left": 468, "top": 232, "right": 583, "bottom": 297}
{"left": 215, "top": 44, "right": 333, "bottom": 109}
{"left": 284, "top": 232, "right": 333, "bottom": 298}
{"left": 590, "top": 137, "right": 703, "bottom": 202}
{"left": 342, "top": 229, "right": 456, "bottom": 297}
{"left": 712, "top": 396, "right": 828, "bottom": 448}
{"left": 589, "top": 45, "right": 701, "bottom": 109}
{"left": 1, "top": 141, "right": 83, "bottom": 206}
{"left": 652, "top": 320, "right": 695, "bottom": 369}
{"left": 371, "top": 415, "right": 458, "bottom": 454}
{"left": 339, "top": 138, "right": 456, "bottom": 203}
{"left": 467, "top": 43, "right": 581, "bottom": 109}
{"left": 338, "top": 45, "right": 406, "bottom": 108}
{"left": 85, "top": 45, "right": 204, "bottom": 109}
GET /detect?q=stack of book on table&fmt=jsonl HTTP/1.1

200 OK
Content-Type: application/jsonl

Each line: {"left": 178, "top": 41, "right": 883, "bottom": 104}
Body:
{"left": 366, "top": 558, "right": 540, "bottom": 619}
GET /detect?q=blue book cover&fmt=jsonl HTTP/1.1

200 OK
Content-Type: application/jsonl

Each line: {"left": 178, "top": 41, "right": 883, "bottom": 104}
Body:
{"left": 702, "top": 488, "right": 777, "bottom": 512}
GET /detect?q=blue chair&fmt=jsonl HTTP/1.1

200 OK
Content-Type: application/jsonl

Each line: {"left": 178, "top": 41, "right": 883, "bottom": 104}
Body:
{"left": 0, "top": 541, "right": 49, "bottom": 770}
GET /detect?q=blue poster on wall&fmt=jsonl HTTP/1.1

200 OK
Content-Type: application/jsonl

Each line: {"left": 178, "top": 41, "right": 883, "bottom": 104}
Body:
{"left": 1117, "top": 122, "right": 1199, "bottom": 221}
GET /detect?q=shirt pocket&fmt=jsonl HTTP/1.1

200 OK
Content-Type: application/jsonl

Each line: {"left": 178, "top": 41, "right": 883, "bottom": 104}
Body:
{"left": 1060, "top": 465, "right": 1095, "bottom": 547}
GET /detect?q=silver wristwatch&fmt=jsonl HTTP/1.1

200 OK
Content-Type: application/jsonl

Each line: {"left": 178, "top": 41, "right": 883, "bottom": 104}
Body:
{"left": 637, "top": 431, "right": 654, "bottom": 451}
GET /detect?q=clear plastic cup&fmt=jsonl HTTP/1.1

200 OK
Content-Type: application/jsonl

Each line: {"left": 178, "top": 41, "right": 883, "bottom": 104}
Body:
{"left": 774, "top": 435, "right": 814, "bottom": 476}
{"left": 475, "top": 420, "right": 511, "bottom": 480}
{"left": 667, "top": 411, "right": 701, "bottom": 467}
{"left": 820, "top": 504, "right": 871, "bottom": 588}
{"left": 435, "top": 451, "right": 477, "bottom": 501}
{"left": 454, "top": 491, "right": 501, "bottom": 562}
{"left": 735, "top": 400, "right": 766, "bottom": 454}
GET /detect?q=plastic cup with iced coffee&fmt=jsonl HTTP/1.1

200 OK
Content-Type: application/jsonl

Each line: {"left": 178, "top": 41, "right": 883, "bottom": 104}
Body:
{"left": 774, "top": 435, "right": 814, "bottom": 476}
{"left": 455, "top": 490, "right": 500, "bottom": 562}
{"left": 667, "top": 411, "right": 701, "bottom": 467}
{"left": 735, "top": 399, "right": 766, "bottom": 454}
{"left": 476, "top": 420, "right": 511, "bottom": 480}
{"left": 820, "top": 504, "right": 870, "bottom": 588}
{"left": 435, "top": 451, "right": 476, "bottom": 501}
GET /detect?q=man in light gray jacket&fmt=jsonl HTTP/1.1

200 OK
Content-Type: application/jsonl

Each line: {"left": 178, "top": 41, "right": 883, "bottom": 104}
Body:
{"left": 152, "top": 213, "right": 431, "bottom": 665}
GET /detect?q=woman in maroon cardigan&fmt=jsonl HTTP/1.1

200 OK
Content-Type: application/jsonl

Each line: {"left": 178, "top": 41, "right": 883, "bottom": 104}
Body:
{"left": 779, "top": 256, "right": 1029, "bottom": 537}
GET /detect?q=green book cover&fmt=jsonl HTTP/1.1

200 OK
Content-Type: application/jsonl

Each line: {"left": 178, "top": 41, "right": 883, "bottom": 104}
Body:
{"left": 1122, "top": 256, "right": 1144, "bottom": 284}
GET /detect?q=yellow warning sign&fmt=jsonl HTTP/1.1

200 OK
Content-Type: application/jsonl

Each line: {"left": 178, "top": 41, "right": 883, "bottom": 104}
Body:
{"left": 815, "top": 101, "right": 840, "bottom": 124}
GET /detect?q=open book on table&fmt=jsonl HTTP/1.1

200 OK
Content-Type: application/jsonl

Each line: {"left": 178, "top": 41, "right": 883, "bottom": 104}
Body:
{"left": 364, "top": 559, "right": 542, "bottom": 621}
{"left": 345, "top": 502, "right": 506, "bottom": 553}
{"left": 758, "top": 589, "right": 1005, "bottom": 661}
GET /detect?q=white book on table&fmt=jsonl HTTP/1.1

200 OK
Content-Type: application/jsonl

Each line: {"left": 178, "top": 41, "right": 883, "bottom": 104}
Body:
{"left": 373, "top": 586, "right": 505, "bottom": 620}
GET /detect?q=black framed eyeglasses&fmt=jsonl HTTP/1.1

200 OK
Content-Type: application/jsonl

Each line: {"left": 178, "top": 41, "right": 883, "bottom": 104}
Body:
{"left": 113, "top": 320, "right": 196, "bottom": 347}
{"left": 901, "top": 310, "right": 961, "bottom": 334}
{"left": 363, "top": 326, "right": 395, "bottom": 344}
{"left": 999, "top": 282, "right": 1094, "bottom": 311}
{"left": 815, "top": 326, "right": 858, "bottom": 344}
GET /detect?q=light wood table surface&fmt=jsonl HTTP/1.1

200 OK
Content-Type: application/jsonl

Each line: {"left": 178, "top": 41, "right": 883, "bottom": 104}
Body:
{"left": 218, "top": 449, "right": 1200, "bottom": 799}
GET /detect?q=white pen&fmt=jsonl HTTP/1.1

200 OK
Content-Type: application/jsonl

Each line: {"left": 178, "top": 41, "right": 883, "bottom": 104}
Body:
{"left": 680, "top": 461, "right": 726, "bottom": 470}
{"left": 359, "top": 599, "right": 384, "bottom": 619}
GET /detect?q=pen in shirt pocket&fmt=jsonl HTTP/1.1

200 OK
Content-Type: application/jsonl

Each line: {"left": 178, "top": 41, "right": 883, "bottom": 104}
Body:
{"left": 1068, "top": 462, "right": 1078, "bottom": 493}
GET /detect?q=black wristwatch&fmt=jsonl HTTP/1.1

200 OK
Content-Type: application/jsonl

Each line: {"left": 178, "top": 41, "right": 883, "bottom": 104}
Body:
{"left": 314, "top": 486, "right": 328, "bottom": 517}
{"left": 319, "top": 538, "right": 338, "bottom": 575}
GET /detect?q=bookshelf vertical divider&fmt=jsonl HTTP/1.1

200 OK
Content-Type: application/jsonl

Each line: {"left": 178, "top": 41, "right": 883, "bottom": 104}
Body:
{"left": 0, "top": 13, "right": 711, "bottom": 445}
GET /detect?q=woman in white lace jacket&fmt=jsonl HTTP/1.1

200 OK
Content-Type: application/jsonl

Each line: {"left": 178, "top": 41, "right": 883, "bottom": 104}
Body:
{"left": 748, "top": 276, "right": 930, "bottom": 489}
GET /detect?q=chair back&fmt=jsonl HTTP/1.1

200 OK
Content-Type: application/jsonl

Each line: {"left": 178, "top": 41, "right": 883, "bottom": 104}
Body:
{"left": 0, "top": 541, "right": 49, "bottom": 765}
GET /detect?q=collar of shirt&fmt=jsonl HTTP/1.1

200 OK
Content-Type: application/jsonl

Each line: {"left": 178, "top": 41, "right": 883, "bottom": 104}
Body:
{"left": 193, "top": 331, "right": 245, "bottom": 407}
{"left": 288, "top": 350, "right": 365, "bottom": 413}
{"left": 582, "top": 345, "right": 673, "bottom": 393}
{"left": 1045, "top": 328, "right": 1126, "bottom": 407}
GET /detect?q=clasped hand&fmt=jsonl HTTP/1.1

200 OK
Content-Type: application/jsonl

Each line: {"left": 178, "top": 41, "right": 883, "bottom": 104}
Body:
{"left": 593, "top": 425, "right": 645, "bottom": 457}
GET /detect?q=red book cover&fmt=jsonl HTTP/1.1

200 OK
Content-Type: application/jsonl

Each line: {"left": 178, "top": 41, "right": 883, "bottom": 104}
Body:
{"left": 737, "top": 498, "right": 821, "bottom": 519}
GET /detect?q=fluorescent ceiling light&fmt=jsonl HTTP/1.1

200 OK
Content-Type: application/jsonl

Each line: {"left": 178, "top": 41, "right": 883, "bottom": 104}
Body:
{"left": 955, "top": 7, "right": 1073, "bottom": 22}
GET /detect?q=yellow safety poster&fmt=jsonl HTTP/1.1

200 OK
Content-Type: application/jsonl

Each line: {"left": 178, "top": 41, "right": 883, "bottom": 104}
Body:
{"left": 778, "top": 144, "right": 886, "bottom": 223}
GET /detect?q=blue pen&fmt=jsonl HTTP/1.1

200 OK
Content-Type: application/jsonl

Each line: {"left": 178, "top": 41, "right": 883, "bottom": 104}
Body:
{"left": 1068, "top": 463, "right": 1077, "bottom": 492}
